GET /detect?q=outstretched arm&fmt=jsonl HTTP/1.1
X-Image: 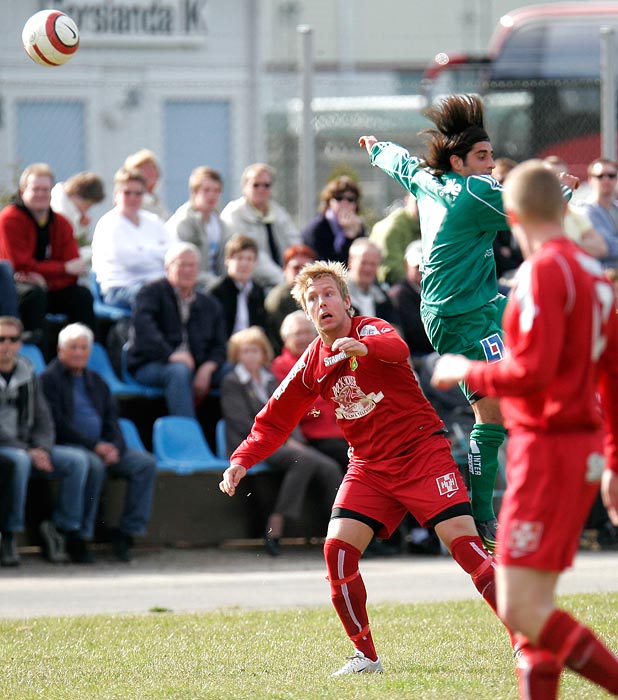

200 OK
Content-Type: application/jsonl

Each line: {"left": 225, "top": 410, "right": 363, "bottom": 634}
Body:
{"left": 219, "top": 464, "right": 247, "bottom": 497}
{"left": 359, "top": 135, "right": 378, "bottom": 153}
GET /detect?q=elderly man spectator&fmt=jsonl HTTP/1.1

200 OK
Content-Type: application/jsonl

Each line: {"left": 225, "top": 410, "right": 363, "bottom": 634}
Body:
{"left": 40, "top": 324, "right": 157, "bottom": 562}
{"left": 346, "top": 238, "right": 399, "bottom": 325}
{"left": 127, "top": 241, "right": 227, "bottom": 419}
{"left": 166, "top": 166, "right": 228, "bottom": 289}
{"left": 580, "top": 157, "right": 618, "bottom": 268}
{"left": 210, "top": 234, "right": 267, "bottom": 341}
{"left": 0, "top": 315, "right": 93, "bottom": 565}
{"left": 91, "top": 167, "right": 176, "bottom": 311}
{"left": 124, "top": 149, "right": 169, "bottom": 221}
{"left": 220, "top": 163, "right": 300, "bottom": 289}
{"left": 0, "top": 163, "right": 94, "bottom": 334}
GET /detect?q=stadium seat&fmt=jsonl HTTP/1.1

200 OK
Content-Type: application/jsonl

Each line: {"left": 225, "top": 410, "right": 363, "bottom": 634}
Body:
{"left": 118, "top": 417, "right": 147, "bottom": 452}
{"left": 153, "top": 416, "right": 229, "bottom": 474}
{"left": 18, "top": 344, "right": 46, "bottom": 374}
{"left": 89, "top": 270, "right": 131, "bottom": 321}
{"left": 120, "top": 343, "right": 164, "bottom": 399}
{"left": 86, "top": 342, "right": 162, "bottom": 398}
{"left": 214, "top": 418, "right": 272, "bottom": 474}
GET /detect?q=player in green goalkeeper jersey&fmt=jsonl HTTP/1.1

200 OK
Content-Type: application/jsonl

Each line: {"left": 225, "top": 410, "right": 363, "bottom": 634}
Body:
{"left": 360, "top": 95, "right": 577, "bottom": 552}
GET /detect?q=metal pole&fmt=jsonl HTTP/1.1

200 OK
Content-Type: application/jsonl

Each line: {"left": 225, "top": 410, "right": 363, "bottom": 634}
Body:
{"left": 298, "top": 25, "right": 315, "bottom": 227}
{"left": 600, "top": 27, "right": 617, "bottom": 161}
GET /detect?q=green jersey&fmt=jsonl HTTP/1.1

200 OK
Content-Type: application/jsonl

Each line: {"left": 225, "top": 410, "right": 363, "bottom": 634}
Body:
{"left": 370, "top": 142, "right": 506, "bottom": 317}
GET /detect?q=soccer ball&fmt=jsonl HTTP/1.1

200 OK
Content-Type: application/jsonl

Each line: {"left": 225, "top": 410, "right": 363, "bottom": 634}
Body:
{"left": 22, "top": 10, "right": 79, "bottom": 67}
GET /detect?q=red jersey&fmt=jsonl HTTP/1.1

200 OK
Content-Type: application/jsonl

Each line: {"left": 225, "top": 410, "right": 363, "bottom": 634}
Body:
{"left": 232, "top": 316, "right": 445, "bottom": 470}
{"left": 271, "top": 346, "right": 345, "bottom": 441}
{"left": 466, "top": 237, "right": 618, "bottom": 473}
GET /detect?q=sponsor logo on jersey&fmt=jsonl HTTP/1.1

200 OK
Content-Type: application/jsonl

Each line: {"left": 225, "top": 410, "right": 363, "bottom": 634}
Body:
{"left": 586, "top": 452, "right": 605, "bottom": 482}
{"left": 506, "top": 520, "right": 543, "bottom": 557}
{"left": 442, "top": 179, "right": 462, "bottom": 197}
{"left": 359, "top": 324, "right": 379, "bottom": 337}
{"left": 436, "top": 471, "right": 459, "bottom": 497}
{"left": 324, "top": 350, "right": 348, "bottom": 367}
{"left": 480, "top": 333, "right": 505, "bottom": 363}
{"left": 333, "top": 375, "right": 384, "bottom": 420}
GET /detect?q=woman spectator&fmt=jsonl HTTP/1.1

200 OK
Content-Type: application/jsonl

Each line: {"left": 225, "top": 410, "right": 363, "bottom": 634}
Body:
{"left": 301, "top": 176, "right": 365, "bottom": 263}
{"left": 91, "top": 168, "right": 176, "bottom": 310}
{"left": 221, "top": 326, "right": 342, "bottom": 556}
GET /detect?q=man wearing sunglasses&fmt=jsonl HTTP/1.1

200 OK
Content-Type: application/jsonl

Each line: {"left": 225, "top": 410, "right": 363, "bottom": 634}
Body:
{"left": 0, "top": 316, "right": 93, "bottom": 565}
{"left": 581, "top": 157, "right": 618, "bottom": 269}
{"left": 221, "top": 163, "right": 300, "bottom": 291}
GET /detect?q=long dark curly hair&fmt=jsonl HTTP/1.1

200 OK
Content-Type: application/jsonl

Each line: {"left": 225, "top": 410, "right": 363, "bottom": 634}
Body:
{"left": 422, "top": 94, "right": 489, "bottom": 176}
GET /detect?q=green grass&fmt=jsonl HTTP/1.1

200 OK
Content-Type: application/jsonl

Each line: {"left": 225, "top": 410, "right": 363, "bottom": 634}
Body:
{"left": 0, "top": 593, "right": 617, "bottom": 699}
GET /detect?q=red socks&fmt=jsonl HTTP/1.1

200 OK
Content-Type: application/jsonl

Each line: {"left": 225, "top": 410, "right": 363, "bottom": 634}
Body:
{"left": 324, "top": 538, "right": 377, "bottom": 661}
{"left": 450, "top": 535, "right": 498, "bottom": 614}
{"left": 539, "top": 609, "right": 618, "bottom": 695}
{"left": 515, "top": 639, "right": 561, "bottom": 699}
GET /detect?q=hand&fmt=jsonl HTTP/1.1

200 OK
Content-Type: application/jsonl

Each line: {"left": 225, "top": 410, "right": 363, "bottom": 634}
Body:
{"left": 219, "top": 464, "right": 247, "bottom": 497}
{"left": 193, "top": 362, "right": 216, "bottom": 403}
{"left": 28, "top": 448, "right": 53, "bottom": 473}
{"left": 331, "top": 337, "right": 368, "bottom": 358}
{"left": 558, "top": 172, "right": 580, "bottom": 191}
{"left": 359, "top": 135, "right": 378, "bottom": 153}
{"left": 65, "top": 257, "right": 87, "bottom": 276}
{"left": 94, "top": 442, "right": 120, "bottom": 466}
{"left": 601, "top": 470, "right": 618, "bottom": 526}
{"left": 430, "top": 354, "right": 472, "bottom": 390}
{"left": 14, "top": 271, "right": 47, "bottom": 289}
{"left": 337, "top": 209, "right": 363, "bottom": 238}
{"left": 168, "top": 350, "right": 195, "bottom": 370}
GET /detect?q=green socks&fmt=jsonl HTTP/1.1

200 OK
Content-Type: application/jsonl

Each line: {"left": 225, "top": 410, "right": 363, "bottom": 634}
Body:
{"left": 468, "top": 423, "right": 507, "bottom": 522}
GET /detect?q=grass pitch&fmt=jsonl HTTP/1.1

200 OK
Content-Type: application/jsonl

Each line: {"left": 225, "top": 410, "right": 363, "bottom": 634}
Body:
{"left": 0, "top": 593, "right": 616, "bottom": 699}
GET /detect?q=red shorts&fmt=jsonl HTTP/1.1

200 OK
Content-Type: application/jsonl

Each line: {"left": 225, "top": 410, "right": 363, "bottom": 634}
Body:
{"left": 332, "top": 433, "right": 470, "bottom": 539}
{"left": 498, "top": 430, "right": 603, "bottom": 571}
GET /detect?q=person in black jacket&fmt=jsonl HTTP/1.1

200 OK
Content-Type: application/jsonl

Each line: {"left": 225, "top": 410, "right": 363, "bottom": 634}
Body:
{"left": 127, "top": 241, "right": 227, "bottom": 417}
{"left": 210, "top": 234, "right": 268, "bottom": 340}
{"left": 41, "top": 323, "right": 157, "bottom": 562}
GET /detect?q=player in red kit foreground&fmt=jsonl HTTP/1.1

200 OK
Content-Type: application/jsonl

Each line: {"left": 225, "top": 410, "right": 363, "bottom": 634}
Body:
{"left": 432, "top": 160, "right": 618, "bottom": 699}
{"left": 220, "top": 259, "right": 509, "bottom": 676}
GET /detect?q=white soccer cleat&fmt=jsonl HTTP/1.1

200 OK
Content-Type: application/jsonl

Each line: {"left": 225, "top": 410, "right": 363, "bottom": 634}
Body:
{"left": 331, "top": 650, "right": 383, "bottom": 677}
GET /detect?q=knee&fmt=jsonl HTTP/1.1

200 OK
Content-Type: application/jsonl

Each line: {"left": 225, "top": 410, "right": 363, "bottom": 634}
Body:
{"left": 164, "top": 362, "right": 193, "bottom": 387}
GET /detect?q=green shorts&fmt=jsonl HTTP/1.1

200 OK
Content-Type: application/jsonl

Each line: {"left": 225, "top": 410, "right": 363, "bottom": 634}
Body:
{"left": 421, "top": 295, "right": 507, "bottom": 403}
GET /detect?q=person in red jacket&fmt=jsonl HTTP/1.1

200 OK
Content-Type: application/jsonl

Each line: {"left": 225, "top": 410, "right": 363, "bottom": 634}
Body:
{"left": 220, "top": 259, "right": 510, "bottom": 677}
{"left": 432, "top": 160, "right": 618, "bottom": 699}
{"left": 0, "top": 163, "right": 95, "bottom": 337}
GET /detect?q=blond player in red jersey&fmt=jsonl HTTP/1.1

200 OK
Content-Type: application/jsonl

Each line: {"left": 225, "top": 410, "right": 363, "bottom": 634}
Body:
{"left": 432, "top": 160, "right": 618, "bottom": 699}
{"left": 219, "top": 258, "right": 514, "bottom": 677}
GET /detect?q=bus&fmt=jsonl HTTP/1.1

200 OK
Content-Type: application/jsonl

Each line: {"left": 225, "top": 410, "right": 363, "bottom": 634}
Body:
{"left": 424, "top": 3, "right": 618, "bottom": 178}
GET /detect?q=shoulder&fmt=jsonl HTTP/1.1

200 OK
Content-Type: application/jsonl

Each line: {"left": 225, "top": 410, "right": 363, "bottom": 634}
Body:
{"left": 0, "top": 204, "right": 23, "bottom": 221}
{"left": 301, "top": 214, "right": 328, "bottom": 235}
{"left": 220, "top": 197, "right": 246, "bottom": 217}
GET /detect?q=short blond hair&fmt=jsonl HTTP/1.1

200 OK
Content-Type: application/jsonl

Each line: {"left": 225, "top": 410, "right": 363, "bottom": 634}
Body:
{"left": 113, "top": 167, "right": 146, "bottom": 192}
{"left": 124, "top": 149, "right": 159, "bottom": 171}
{"left": 502, "top": 159, "right": 565, "bottom": 225}
{"left": 241, "top": 162, "right": 275, "bottom": 187}
{"left": 227, "top": 326, "right": 274, "bottom": 365}
{"left": 19, "top": 163, "right": 54, "bottom": 191}
{"left": 291, "top": 260, "right": 354, "bottom": 316}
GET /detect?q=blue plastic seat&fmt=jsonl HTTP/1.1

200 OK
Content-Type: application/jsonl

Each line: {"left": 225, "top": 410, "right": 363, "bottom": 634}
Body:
{"left": 153, "top": 416, "right": 229, "bottom": 474}
{"left": 18, "top": 344, "right": 46, "bottom": 374}
{"left": 86, "top": 342, "right": 161, "bottom": 398}
{"left": 215, "top": 418, "right": 272, "bottom": 474}
{"left": 89, "top": 270, "right": 131, "bottom": 321}
{"left": 120, "top": 343, "right": 164, "bottom": 399}
{"left": 119, "top": 417, "right": 147, "bottom": 452}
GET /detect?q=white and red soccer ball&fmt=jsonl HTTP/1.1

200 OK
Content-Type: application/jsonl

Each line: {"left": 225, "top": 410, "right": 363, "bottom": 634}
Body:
{"left": 22, "top": 10, "right": 79, "bottom": 67}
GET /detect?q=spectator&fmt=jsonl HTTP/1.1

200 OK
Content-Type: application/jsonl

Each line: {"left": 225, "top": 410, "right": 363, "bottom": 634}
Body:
{"left": 301, "top": 175, "right": 365, "bottom": 265}
{"left": 220, "top": 163, "right": 300, "bottom": 289}
{"left": 0, "top": 260, "right": 19, "bottom": 318}
{"left": 542, "top": 156, "right": 609, "bottom": 260}
{"left": 91, "top": 167, "right": 176, "bottom": 311}
{"left": 40, "top": 323, "right": 157, "bottom": 563}
{"left": 271, "top": 310, "right": 349, "bottom": 469}
{"left": 346, "top": 238, "right": 399, "bottom": 324}
{"left": 123, "top": 149, "right": 169, "bottom": 221}
{"left": 0, "top": 455, "right": 17, "bottom": 566}
{"left": 166, "top": 166, "right": 228, "bottom": 289}
{"left": 127, "top": 241, "right": 227, "bottom": 419}
{"left": 0, "top": 162, "right": 95, "bottom": 334}
{"left": 209, "top": 234, "right": 267, "bottom": 341}
{"left": 221, "top": 326, "right": 342, "bottom": 556}
{"left": 369, "top": 193, "right": 421, "bottom": 285}
{"left": 0, "top": 315, "right": 95, "bottom": 565}
{"left": 388, "top": 240, "right": 434, "bottom": 365}
{"left": 50, "top": 171, "right": 106, "bottom": 249}
{"left": 264, "top": 243, "right": 316, "bottom": 354}
{"left": 581, "top": 157, "right": 618, "bottom": 268}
